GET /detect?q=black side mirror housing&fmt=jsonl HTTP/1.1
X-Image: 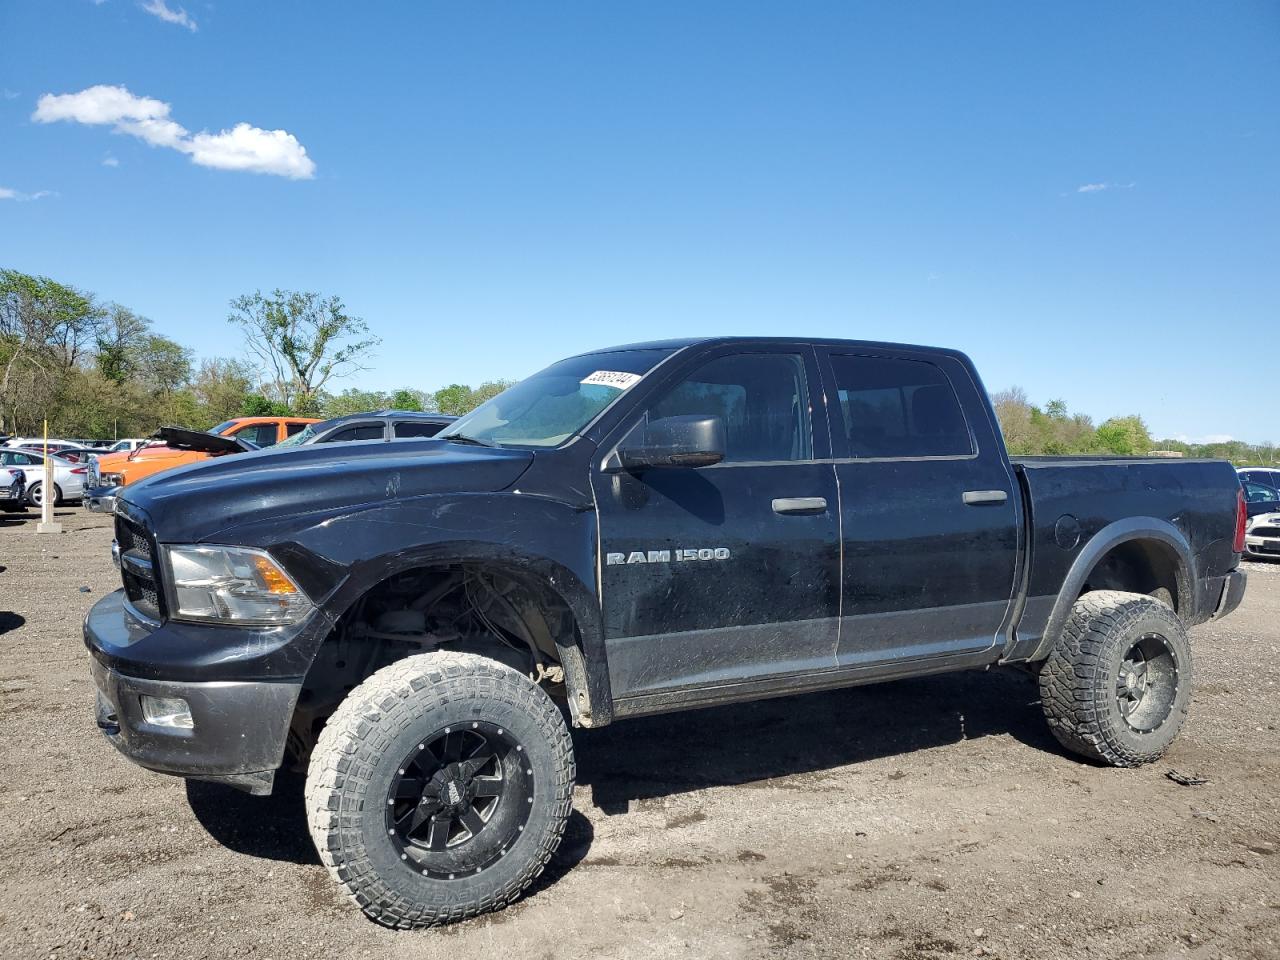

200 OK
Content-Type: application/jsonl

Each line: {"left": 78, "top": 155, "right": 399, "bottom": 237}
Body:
{"left": 615, "top": 415, "right": 726, "bottom": 470}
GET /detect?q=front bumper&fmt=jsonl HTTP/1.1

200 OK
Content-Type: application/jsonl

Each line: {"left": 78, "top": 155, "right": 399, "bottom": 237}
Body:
{"left": 85, "top": 590, "right": 302, "bottom": 794}
{"left": 1244, "top": 534, "right": 1280, "bottom": 560}
{"left": 83, "top": 484, "right": 119, "bottom": 514}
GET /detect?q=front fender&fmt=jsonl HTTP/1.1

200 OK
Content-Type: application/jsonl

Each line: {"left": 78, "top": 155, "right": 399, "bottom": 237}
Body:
{"left": 265, "top": 492, "right": 613, "bottom": 724}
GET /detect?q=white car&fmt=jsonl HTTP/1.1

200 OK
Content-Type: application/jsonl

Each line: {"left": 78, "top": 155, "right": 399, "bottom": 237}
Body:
{"left": 4, "top": 436, "right": 83, "bottom": 449}
{"left": 0, "top": 448, "right": 88, "bottom": 506}
{"left": 1244, "top": 511, "right": 1280, "bottom": 561}
{"left": 106, "top": 438, "right": 150, "bottom": 453}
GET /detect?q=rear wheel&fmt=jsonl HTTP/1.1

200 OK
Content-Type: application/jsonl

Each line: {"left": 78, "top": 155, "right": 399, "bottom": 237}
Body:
{"left": 305, "top": 651, "right": 575, "bottom": 928}
{"left": 27, "top": 482, "right": 62, "bottom": 507}
{"left": 1038, "top": 590, "right": 1192, "bottom": 767}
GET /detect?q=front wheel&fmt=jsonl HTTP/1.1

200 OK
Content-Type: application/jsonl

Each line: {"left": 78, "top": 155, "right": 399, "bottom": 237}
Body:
{"left": 1038, "top": 590, "right": 1193, "bottom": 767}
{"left": 305, "top": 651, "right": 576, "bottom": 928}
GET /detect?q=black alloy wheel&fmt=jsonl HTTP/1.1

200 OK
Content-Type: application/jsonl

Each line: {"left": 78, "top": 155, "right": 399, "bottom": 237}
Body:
{"left": 1115, "top": 632, "right": 1180, "bottom": 734}
{"left": 386, "top": 721, "right": 534, "bottom": 879}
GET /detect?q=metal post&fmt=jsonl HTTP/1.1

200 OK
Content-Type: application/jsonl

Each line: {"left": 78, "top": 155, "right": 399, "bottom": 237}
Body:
{"left": 36, "top": 418, "right": 62, "bottom": 534}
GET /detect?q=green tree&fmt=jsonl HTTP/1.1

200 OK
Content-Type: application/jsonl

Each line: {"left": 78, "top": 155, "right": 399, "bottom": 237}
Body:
{"left": 389, "top": 388, "right": 424, "bottom": 411}
{"left": 320, "top": 388, "right": 389, "bottom": 419}
{"left": 432, "top": 383, "right": 475, "bottom": 416}
{"left": 1095, "top": 415, "right": 1153, "bottom": 455}
{"left": 228, "top": 289, "right": 380, "bottom": 412}
{"left": 0, "top": 268, "right": 105, "bottom": 433}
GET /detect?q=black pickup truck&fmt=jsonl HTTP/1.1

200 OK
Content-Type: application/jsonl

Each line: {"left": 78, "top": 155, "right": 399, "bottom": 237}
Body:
{"left": 84, "top": 337, "right": 1248, "bottom": 928}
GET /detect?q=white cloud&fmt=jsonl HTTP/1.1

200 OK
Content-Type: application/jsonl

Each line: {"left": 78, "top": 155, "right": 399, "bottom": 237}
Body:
{"left": 139, "top": 0, "right": 197, "bottom": 32}
{"left": 0, "top": 187, "right": 54, "bottom": 202}
{"left": 102, "top": 155, "right": 120, "bottom": 167}
{"left": 32, "top": 84, "right": 315, "bottom": 179}
{"left": 34, "top": 84, "right": 173, "bottom": 127}
{"left": 2, "top": 89, "right": 19, "bottom": 100}
{"left": 186, "top": 124, "right": 315, "bottom": 179}
{"left": 1077, "top": 181, "right": 1136, "bottom": 194}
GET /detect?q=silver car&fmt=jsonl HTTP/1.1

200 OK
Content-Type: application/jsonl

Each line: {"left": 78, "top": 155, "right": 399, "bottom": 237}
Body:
{"left": 0, "top": 448, "right": 88, "bottom": 506}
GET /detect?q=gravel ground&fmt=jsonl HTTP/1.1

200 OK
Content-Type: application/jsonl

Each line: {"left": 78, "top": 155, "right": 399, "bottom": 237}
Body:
{"left": 1, "top": 506, "right": 1277, "bottom": 960}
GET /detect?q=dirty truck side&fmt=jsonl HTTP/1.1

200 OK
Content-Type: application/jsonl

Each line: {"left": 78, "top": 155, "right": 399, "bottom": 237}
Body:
{"left": 84, "top": 336, "right": 1247, "bottom": 928}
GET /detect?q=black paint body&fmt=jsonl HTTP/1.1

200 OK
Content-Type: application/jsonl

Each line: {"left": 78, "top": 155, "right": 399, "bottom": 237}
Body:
{"left": 83, "top": 337, "right": 1247, "bottom": 786}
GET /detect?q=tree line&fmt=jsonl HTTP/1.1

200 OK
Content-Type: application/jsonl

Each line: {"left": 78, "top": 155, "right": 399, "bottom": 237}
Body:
{"left": 0, "top": 268, "right": 512, "bottom": 439}
{"left": 992, "top": 387, "right": 1275, "bottom": 463}
{"left": 1, "top": 266, "right": 1274, "bottom": 463}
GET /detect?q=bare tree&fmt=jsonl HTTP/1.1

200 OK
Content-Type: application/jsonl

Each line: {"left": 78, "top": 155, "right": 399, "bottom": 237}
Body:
{"left": 227, "top": 290, "right": 379, "bottom": 414}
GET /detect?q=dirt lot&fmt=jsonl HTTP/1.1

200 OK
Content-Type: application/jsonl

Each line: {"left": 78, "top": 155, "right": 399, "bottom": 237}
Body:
{"left": 1, "top": 506, "right": 1277, "bottom": 960}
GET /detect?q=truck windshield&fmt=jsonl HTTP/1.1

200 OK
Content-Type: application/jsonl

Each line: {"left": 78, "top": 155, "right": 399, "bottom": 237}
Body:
{"left": 438, "top": 348, "right": 673, "bottom": 448}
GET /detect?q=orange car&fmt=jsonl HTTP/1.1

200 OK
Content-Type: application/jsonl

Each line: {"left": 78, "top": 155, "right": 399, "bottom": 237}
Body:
{"left": 85, "top": 416, "right": 318, "bottom": 511}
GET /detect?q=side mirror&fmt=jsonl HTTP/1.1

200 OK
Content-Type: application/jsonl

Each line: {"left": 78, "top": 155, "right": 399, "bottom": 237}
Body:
{"left": 616, "top": 415, "right": 726, "bottom": 470}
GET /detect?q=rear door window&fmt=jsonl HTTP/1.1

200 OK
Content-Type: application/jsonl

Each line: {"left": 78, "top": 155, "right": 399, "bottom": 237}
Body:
{"left": 827, "top": 354, "right": 973, "bottom": 459}
{"left": 323, "top": 423, "right": 386, "bottom": 443}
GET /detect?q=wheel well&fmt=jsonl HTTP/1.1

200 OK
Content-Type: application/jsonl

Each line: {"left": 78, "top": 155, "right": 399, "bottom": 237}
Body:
{"left": 286, "top": 561, "right": 590, "bottom": 766}
{"left": 1078, "top": 538, "right": 1184, "bottom": 615}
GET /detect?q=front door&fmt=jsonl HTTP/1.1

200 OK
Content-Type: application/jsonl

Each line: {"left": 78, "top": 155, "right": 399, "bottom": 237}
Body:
{"left": 592, "top": 346, "right": 841, "bottom": 703}
{"left": 819, "top": 348, "right": 1020, "bottom": 669}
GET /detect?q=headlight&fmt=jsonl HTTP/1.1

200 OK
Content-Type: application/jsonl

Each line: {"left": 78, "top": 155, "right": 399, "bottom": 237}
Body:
{"left": 99, "top": 472, "right": 124, "bottom": 486}
{"left": 163, "top": 544, "right": 313, "bottom": 625}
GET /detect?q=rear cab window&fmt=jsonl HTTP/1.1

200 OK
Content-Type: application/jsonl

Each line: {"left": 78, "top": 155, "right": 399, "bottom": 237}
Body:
{"left": 394, "top": 421, "right": 448, "bottom": 438}
{"left": 825, "top": 353, "right": 974, "bottom": 459}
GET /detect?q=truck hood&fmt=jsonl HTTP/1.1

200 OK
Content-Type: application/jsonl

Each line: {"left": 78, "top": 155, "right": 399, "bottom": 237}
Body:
{"left": 153, "top": 425, "right": 255, "bottom": 454}
{"left": 119, "top": 439, "right": 535, "bottom": 543}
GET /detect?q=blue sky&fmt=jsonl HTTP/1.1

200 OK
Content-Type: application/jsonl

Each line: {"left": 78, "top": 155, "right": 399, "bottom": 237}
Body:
{"left": 1, "top": 1, "right": 1277, "bottom": 443}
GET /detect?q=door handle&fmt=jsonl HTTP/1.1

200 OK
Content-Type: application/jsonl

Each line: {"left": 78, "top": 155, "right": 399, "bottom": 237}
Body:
{"left": 962, "top": 489, "right": 1008, "bottom": 505}
{"left": 772, "top": 497, "right": 827, "bottom": 515}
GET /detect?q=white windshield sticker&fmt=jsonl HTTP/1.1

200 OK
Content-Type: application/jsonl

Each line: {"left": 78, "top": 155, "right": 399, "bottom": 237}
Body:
{"left": 581, "top": 370, "right": 642, "bottom": 390}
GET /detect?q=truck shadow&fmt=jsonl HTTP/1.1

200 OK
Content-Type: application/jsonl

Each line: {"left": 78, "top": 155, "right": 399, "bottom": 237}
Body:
{"left": 575, "top": 667, "right": 1061, "bottom": 814}
{"left": 183, "top": 668, "right": 1060, "bottom": 864}
{"left": 183, "top": 772, "right": 596, "bottom": 889}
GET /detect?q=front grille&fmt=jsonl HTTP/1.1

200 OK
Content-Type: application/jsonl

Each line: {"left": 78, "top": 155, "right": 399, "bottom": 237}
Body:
{"left": 1251, "top": 526, "right": 1280, "bottom": 539}
{"left": 116, "top": 515, "right": 164, "bottom": 622}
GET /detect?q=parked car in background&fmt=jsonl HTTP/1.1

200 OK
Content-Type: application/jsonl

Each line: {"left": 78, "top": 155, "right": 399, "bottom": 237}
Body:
{"left": 0, "top": 467, "right": 26, "bottom": 512}
{"left": 84, "top": 416, "right": 319, "bottom": 513}
{"left": 1242, "top": 480, "right": 1280, "bottom": 520}
{"left": 4, "top": 437, "right": 83, "bottom": 450}
{"left": 14, "top": 442, "right": 102, "bottom": 464}
{"left": 1238, "top": 467, "right": 1280, "bottom": 488}
{"left": 0, "top": 448, "right": 88, "bottom": 506}
{"left": 1244, "top": 510, "right": 1280, "bottom": 560}
{"left": 106, "top": 438, "right": 150, "bottom": 453}
{"left": 273, "top": 410, "right": 457, "bottom": 448}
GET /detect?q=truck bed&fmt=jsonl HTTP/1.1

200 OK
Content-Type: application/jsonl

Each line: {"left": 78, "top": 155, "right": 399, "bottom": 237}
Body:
{"left": 1007, "top": 454, "right": 1241, "bottom": 660}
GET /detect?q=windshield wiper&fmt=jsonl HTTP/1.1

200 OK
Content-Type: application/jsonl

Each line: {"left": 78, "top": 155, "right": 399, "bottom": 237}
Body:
{"left": 443, "top": 434, "right": 497, "bottom": 448}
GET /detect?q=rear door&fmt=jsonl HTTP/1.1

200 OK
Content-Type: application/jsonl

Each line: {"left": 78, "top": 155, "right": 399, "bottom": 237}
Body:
{"left": 593, "top": 344, "right": 841, "bottom": 702}
{"left": 818, "top": 348, "right": 1019, "bottom": 668}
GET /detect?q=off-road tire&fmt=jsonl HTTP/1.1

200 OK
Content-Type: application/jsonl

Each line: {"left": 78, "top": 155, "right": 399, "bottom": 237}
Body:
{"left": 1039, "top": 590, "right": 1193, "bottom": 767}
{"left": 305, "top": 651, "right": 575, "bottom": 928}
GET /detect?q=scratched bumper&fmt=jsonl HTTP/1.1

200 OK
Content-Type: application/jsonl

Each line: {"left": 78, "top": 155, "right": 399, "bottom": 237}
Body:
{"left": 85, "top": 591, "right": 300, "bottom": 794}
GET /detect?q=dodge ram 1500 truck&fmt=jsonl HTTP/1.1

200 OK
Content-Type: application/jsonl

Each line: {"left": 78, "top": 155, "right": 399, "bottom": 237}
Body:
{"left": 84, "top": 337, "right": 1248, "bottom": 928}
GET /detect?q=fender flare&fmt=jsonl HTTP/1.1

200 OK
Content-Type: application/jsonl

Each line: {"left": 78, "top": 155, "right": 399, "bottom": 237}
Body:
{"left": 1033, "top": 516, "right": 1195, "bottom": 662}
{"left": 319, "top": 540, "right": 614, "bottom": 727}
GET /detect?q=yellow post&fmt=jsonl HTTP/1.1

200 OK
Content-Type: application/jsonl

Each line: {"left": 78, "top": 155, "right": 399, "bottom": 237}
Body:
{"left": 36, "top": 417, "right": 61, "bottom": 534}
